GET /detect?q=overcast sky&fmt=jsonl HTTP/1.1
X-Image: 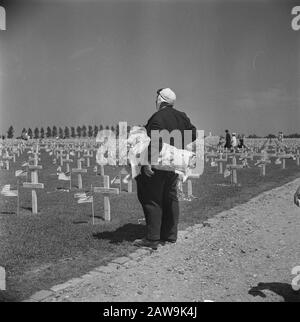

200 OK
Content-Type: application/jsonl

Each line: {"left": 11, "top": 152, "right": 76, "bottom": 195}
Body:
{"left": 0, "top": 0, "right": 299, "bottom": 136}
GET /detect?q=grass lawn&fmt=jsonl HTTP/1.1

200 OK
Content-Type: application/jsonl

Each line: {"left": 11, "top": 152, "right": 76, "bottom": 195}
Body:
{"left": 1, "top": 149, "right": 300, "bottom": 301}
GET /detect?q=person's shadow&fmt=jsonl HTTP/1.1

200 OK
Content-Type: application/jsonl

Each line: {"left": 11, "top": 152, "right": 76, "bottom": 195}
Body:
{"left": 93, "top": 223, "right": 145, "bottom": 244}
{"left": 249, "top": 282, "right": 300, "bottom": 302}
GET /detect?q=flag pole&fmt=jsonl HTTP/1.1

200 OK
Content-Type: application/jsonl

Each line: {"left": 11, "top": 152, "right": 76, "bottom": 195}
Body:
{"left": 91, "top": 184, "right": 95, "bottom": 225}
{"left": 17, "top": 178, "right": 20, "bottom": 216}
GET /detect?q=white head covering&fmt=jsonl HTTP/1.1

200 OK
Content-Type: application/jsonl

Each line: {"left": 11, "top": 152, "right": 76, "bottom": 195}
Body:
{"left": 157, "top": 88, "right": 176, "bottom": 109}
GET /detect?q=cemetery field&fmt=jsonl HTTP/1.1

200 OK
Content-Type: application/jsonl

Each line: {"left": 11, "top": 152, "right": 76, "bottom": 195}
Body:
{"left": 1, "top": 144, "right": 300, "bottom": 301}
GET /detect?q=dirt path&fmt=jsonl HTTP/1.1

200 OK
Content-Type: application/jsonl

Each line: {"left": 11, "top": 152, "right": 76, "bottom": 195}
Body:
{"left": 45, "top": 178, "right": 300, "bottom": 302}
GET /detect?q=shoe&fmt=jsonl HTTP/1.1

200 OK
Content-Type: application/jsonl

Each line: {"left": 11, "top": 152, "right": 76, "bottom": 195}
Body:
{"left": 160, "top": 239, "right": 176, "bottom": 245}
{"left": 133, "top": 238, "right": 160, "bottom": 250}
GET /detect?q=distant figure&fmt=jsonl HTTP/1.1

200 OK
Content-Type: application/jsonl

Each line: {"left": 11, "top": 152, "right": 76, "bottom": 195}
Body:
{"left": 224, "top": 130, "right": 231, "bottom": 150}
{"left": 21, "top": 132, "right": 29, "bottom": 140}
{"left": 217, "top": 136, "right": 225, "bottom": 152}
{"left": 237, "top": 134, "right": 247, "bottom": 150}
{"left": 277, "top": 131, "right": 286, "bottom": 153}
{"left": 231, "top": 132, "right": 237, "bottom": 150}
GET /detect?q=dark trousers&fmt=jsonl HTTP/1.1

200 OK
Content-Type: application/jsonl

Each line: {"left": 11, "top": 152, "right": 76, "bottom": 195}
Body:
{"left": 136, "top": 169, "right": 179, "bottom": 242}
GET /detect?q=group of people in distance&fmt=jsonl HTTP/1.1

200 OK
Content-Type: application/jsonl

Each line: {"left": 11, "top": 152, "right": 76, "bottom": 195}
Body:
{"left": 216, "top": 129, "right": 300, "bottom": 209}
{"left": 217, "top": 129, "right": 247, "bottom": 152}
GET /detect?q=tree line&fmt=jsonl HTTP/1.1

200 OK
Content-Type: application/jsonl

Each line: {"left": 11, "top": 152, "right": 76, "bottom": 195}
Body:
{"left": 2, "top": 125, "right": 300, "bottom": 139}
{"left": 3, "top": 125, "right": 131, "bottom": 139}
{"left": 248, "top": 133, "right": 300, "bottom": 139}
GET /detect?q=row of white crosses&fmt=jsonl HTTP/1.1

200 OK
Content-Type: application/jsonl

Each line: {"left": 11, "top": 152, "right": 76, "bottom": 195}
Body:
{"left": 39, "top": 145, "right": 94, "bottom": 220}
{"left": 68, "top": 143, "right": 134, "bottom": 193}
{"left": 52, "top": 145, "right": 88, "bottom": 190}
{"left": 45, "top": 145, "right": 82, "bottom": 189}
{"left": 274, "top": 150, "right": 299, "bottom": 169}
{"left": 206, "top": 149, "right": 290, "bottom": 184}
{"left": 83, "top": 149, "right": 93, "bottom": 168}
{"left": 0, "top": 145, "right": 24, "bottom": 214}
{"left": 205, "top": 145, "right": 300, "bottom": 185}
{"left": 1, "top": 150, "right": 14, "bottom": 170}
{"left": 1, "top": 143, "right": 45, "bottom": 215}
{"left": 5, "top": 140, "right": 157, "bottom": 219}
{"left": 0, "top": 146, "right": 20, "bottom": 170}
{"left": 44, "top": 141, "right": 178, "bottom": 198}
{"left": 48, "top": 144, "right": 125, "bottom": 222}
{"left": 5, "top": 138, "right": 298, "bottom": 219}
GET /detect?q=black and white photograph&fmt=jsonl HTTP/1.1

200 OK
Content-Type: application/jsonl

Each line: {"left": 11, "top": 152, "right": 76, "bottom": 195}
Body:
{"left": 0, "top": 0, "right": 300, "bottom": 305}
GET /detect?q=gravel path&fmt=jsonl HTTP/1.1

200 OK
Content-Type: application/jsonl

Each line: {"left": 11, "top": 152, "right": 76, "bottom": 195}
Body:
{"left": 45, "top": 178, "right": 300, "bottom": 302}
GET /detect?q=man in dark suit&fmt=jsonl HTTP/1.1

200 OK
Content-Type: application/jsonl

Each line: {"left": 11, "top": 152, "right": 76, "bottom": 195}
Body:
{"left": 224, "top": 129, "right": 232, "bottom": 150}
{"left": 134, "top": 88, "right": 197, "bottom": 249}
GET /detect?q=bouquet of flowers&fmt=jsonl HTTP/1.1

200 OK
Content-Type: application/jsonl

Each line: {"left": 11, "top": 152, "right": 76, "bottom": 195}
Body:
{"left": 96, "top": 126, "right": 199, "bottom": 182}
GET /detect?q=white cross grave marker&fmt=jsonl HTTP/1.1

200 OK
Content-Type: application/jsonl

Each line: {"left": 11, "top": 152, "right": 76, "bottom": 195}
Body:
{"left": 22, "top": 152, "right": 44, "bottom": 214}
{"left": 71, "top": 158, "right": 87, "bottom": 190}
{"left": 93, "top": 175, "right": 119, "bottom": 221}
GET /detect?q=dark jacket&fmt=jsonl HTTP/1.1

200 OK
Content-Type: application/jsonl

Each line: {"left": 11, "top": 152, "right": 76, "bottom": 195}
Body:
{"left": 225, "top": 133, "right": 231, "bottom": 149}
{"left": 144, "top": 105, "right": 197, "bottom": 163}
{"left": 237, "top": 138, "right": 245, "bottom": 149}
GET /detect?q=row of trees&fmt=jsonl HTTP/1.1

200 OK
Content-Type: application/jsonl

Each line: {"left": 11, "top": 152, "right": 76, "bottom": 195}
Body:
{"left": 3, "top": 125, "right": 300, "bottom": 140}
{"left": 248, "top": 133, "right": 300, "bottom": 139}
{"left": 4, "top": 125, "right": 131, "bottom": 139}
